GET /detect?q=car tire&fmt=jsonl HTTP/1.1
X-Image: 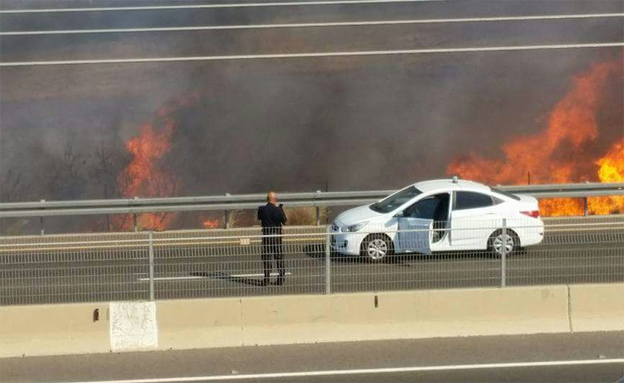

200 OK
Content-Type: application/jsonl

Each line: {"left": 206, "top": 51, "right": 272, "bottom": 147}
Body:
{"left": 361, "top": 234, "right": 394, "bottom": 262}
{"left": 488, "top": 229, "right": 520, "bottom": 257}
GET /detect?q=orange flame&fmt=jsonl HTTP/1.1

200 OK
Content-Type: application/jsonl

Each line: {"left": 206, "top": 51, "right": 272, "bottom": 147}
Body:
{"left": 447, "top": 60, "right": 623, "bottom": 216}
{"left": 202, "top": 219, "right": 220, "bottom": 229}
{"left": 119, "top": 121, "right": 176, "bottom": 230}
{"left": 589, "top": 140, "right": 624, "bottom": 215}
{"left": 123, "top": 121, "right": 176, "bottom": 198}
{"left": 117, "top": 95, "right": 198, "bottom": 230}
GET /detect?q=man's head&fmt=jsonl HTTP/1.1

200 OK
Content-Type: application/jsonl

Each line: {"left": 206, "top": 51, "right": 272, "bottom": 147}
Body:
{"left": 267, "top": 191, "right": 277, "bottom": 205}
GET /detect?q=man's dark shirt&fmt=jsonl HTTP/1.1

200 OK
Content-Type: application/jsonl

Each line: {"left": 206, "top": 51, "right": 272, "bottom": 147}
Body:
{"left": 258, "top": 203, "right": 287, "bottom": 235}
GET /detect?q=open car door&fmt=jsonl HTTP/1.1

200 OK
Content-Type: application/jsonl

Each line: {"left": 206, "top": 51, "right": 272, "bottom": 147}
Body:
{"left": 397, "top": 218, "right": 432, "bottom": 255}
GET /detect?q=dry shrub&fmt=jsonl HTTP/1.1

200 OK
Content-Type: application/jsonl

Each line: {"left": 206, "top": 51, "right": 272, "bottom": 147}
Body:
{"left": 284, "top": 207, "right": 329, "bottom": 226}
{"left": 224, "top": 207, "right": 330, "bottom": 228}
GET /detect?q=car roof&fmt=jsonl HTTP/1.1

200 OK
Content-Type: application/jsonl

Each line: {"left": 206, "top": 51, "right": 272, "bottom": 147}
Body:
{"left": 412, "top": 179, "right": 491, "bottom": 194}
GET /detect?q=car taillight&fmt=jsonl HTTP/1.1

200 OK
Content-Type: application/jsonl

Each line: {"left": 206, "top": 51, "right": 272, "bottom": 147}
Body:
{"left": 521, "top": 210, "right": 540, "bottom": 219}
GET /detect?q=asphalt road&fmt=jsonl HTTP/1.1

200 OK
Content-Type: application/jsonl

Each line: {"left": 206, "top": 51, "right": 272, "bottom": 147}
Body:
{"left": 2, "top": 332, "right": 623, "bottom": 383}
{"left": 1, "top": 218, "right": 622, "bottom": 305}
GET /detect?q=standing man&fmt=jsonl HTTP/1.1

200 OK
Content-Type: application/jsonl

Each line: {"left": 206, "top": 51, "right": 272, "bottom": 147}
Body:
{"left": 257, "top": 191, "right": 287, "bottom": 286}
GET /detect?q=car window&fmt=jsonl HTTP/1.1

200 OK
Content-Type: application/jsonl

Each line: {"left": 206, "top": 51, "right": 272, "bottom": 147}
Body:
{"left": 455, "top": 191, "right": 496, "bottom": 210}
{"left": 492, "top": 196, "right": 505, "bottom": 205}
{"left": 405, "top": 197, "right": 440, "bottom": 219}
{"left": 404, "top": 193, "right": 450, "bottom": 220}
{"left": 370, "top": 186, "right": 422, "bottom": 213}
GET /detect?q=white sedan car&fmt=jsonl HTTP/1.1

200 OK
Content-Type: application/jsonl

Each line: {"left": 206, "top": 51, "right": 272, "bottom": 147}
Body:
{"left": 330, "top": 178, "right": 544, "bottom": 261}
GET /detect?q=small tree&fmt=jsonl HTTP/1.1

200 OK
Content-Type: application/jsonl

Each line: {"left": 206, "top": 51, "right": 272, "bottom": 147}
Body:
{"left": 46, "top": 141, "right": 88, "bottom": 200}
{"left": 0, "top": 169, "right": 24, "bottom": 202}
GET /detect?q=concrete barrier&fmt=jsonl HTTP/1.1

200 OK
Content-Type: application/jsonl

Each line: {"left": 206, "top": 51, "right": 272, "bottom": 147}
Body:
{"left": 0, "top": 302, "right": 109, "bottom": 358}
{"left": 1, "top": 283, "right": 621, "bottom": 358}
{"left": 569, "top": 283, "right": 624, "bottom": 332}
{"left": 158, "top": 298, "right": 243, "bottom": 350}
{"left": 239, "top": 286, "right": 570, "bottom": 346}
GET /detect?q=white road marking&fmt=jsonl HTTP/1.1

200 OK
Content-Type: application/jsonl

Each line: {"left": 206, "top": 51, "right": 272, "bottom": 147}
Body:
{"left": 0, "top": 0, "right": 445, "bottom": 14}
{"left": 54, "top": 359, "right": 624, "bottom": 383}
{"left": 138, "top": 272, "right": 293, "bottom": 281}
{"left": 2, "top": 43, "right": 623, "bottom": 67}
{"left": 138, "top": 276, "right": 203, "bottom": 281}
{"left": 4, "top": 13, "right": 622, "bottom": 35}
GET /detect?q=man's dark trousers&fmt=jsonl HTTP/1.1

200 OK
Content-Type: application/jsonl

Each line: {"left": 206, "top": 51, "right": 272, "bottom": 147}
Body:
{"left": 261, "top": 228, "right": 285, "bottom": 284}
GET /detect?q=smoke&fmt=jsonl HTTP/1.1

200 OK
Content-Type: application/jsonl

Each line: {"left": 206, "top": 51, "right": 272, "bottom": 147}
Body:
{"left": 1, "top": 0, "right": 623, "bottom": 216}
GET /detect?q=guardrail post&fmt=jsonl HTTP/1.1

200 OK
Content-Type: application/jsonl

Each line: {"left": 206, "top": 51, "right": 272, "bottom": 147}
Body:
{"left": 148, "top": 231, "right": 155, "bottom": 301}
{"left": 315, "top": 190, "right": 322, "bottom": 226}
{"left": 501, "top": 218, "right": 507, "bottom": 288}
{"left": 325, "top": 228, "right": 331, "bottom": 294}
{"left": 133, "top": 196, "right": 139, "bottom": 232}
{"left": 583, "top": 197, "right": 588, "bottom": 216}
{"left": 39, "top": 199, "right": 45, "bottom": 235}
{"left": 224, "top": 193, "right": 231, "bottom": 229}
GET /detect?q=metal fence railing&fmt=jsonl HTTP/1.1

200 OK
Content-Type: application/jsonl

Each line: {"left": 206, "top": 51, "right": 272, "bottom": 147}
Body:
{"left": 0, "top": 216, "right": 622, "bottom": 306}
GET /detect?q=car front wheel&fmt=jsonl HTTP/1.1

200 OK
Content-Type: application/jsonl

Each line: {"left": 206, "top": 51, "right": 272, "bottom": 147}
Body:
{"left": 361, "top": 234, "right": 393, "bottom": 262}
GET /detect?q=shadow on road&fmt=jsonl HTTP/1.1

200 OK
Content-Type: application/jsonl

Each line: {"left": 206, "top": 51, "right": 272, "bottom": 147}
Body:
{"left": 303, "top": 244, "right": 528, "bottom": 266}
{"left": 302, "top": 244, "right": 369, "bottom": 263}
{"left": 390, "top": 248, "right": 529, "bottom": 266}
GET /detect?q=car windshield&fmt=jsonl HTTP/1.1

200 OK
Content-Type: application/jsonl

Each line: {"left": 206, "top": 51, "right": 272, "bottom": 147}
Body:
{"left": 370, "top": 186, "right": 422, "bottom": 213}
{"left": 491, "top": 187, "right": 521, "bottom": 201}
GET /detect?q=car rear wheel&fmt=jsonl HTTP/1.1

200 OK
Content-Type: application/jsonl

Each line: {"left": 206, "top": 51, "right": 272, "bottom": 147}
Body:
{"left": 361, "top": 234, "right": 394, "bottom": 262}
{"left": 488, "top": 229, "right": 520, "bottom": 257}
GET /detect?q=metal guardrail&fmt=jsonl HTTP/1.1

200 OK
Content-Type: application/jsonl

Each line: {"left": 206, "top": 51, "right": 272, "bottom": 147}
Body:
{"left": 0, "top": 182, "right": 622, "bottom": 232}
{"left": 1, "top": 182, "right": 622, "bottom": 217}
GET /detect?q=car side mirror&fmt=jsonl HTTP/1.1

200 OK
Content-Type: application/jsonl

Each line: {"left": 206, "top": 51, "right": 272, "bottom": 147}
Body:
{"left": 394, "top": 211, "right": 404, "bottom": 218}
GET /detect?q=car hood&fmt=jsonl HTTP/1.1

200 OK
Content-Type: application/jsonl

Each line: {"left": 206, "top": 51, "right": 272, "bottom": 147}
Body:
{"left": 335, "top": 204, "right": 384, "bottom": 226}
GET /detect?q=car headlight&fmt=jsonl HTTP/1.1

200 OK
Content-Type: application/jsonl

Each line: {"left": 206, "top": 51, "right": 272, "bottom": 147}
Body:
{"left": 342, "top": 222, "right": 368, "bottom": 232}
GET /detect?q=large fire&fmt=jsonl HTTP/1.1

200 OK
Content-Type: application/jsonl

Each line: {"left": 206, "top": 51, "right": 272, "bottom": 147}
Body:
{"left": 114, "top": 59, "right": 622, "bottom": 233}
{"left": 447, "top": 59, "right": 623, "bottom": 216}
{"left": 117, "top": 95, "right": 197, "bottom": 230}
